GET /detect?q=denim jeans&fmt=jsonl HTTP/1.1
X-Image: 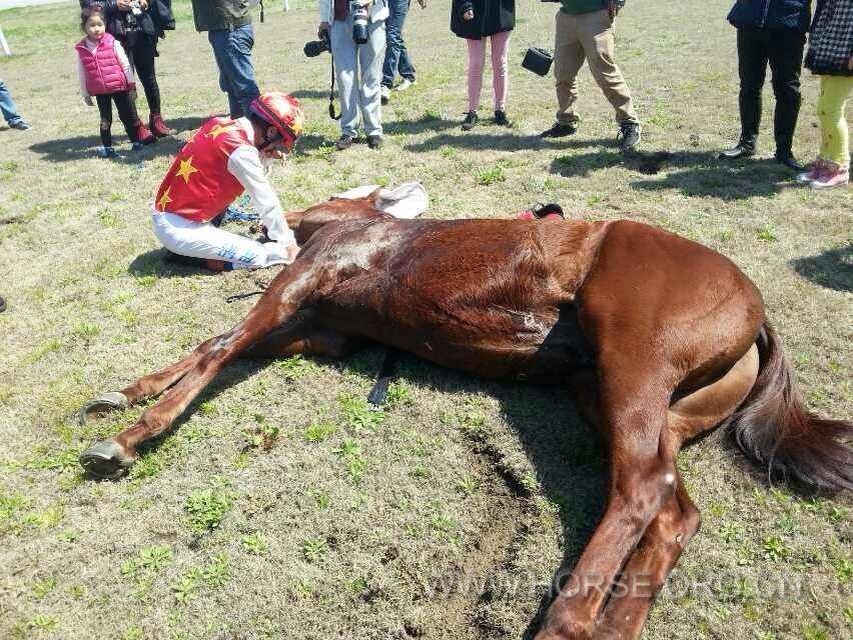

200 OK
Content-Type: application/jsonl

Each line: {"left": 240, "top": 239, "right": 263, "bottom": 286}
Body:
{"left": 0, "top": 78, "right": 24, "bottom": 126}
{"left": 382, "top": 0, "right": 415, "bottom": 88}
{"left": 207, "top": 24, "right": 260, "bottom": 118}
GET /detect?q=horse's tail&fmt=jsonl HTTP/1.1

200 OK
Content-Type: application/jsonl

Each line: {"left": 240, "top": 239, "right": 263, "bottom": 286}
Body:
{"left": 724, "top": 321, "right": 852, "bottom": 491}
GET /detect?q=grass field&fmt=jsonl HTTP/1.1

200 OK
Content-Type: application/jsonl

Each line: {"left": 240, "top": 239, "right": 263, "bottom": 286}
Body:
{"left": 0, "top": 1, "right": 850, "bottom": 639}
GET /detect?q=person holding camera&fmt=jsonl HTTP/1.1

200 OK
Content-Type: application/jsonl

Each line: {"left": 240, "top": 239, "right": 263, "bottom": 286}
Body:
{"left": 540, "top": 0, "right": 641, "bottom": 153}
{"left": 80, "top": 0, "right": 175, "bottom": 138}
{"left": 151, "top": 92, "right": 304, "bottom": 272}
{"left": 451, "top": 0, "right": 515, "bottom": 131}
{"left": 318, "top": 0, "right": 389, "bottom": 150}
{"left": 191, "top": 0, "right": 260, "bottom": 119}
{"left": 719, "top": 0, "right": 812, "bottom": 170}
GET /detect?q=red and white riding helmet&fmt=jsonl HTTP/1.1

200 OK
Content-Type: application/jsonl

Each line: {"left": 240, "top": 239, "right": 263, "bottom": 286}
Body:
{"left": 249, "top": 92, "right": 305, "bottom": 152}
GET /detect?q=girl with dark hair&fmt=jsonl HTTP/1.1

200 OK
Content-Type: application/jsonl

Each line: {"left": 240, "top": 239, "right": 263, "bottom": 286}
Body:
{"left": 76, "top": 5, "right": 151, "bottom": 156}
{"left": 80, "top": 0, "right": 174, "bottom": 137}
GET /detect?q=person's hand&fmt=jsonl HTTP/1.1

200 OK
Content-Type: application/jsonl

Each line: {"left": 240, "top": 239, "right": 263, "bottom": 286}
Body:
{"left": 139, "top": 0, "right": 148, "bottom": 9}
{"left": 608, "top": 1, "right": 621, "bottom": 20}
{"left": 463, "top": 9, "right": 474, "bottom": 20}
{"left": 117, "top": 0, "right": 131, "bottom": 11}
{"left": 84, "top": 95, "right": 93, "bottom": 106}
{"left": 318, "top": 21, "right": 330, "bottom": 39}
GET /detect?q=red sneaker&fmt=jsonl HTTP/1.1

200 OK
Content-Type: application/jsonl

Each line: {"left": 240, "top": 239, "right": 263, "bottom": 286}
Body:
{"left": 149, "top": 113, "right": 175, "bottom": 138}
{"left": 135, "top": 120, "right": 155, "bottom": 145}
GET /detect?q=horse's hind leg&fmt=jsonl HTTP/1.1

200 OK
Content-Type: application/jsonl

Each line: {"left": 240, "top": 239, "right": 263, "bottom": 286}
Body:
{"left": 595, "top": 345, "right": 759, "bottom": 640}
{"left": 79, "top": 262, "right": 328, "bottom": 479}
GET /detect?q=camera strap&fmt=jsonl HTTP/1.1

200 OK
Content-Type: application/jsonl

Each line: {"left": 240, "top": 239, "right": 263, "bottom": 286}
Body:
{"left": 329, "top": 55, "right": 341, "bottom": 120}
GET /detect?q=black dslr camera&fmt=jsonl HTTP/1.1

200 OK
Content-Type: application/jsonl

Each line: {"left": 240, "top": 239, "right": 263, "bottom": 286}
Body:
{"left": 304, "top": 30, "right": 330, "bottom": 57}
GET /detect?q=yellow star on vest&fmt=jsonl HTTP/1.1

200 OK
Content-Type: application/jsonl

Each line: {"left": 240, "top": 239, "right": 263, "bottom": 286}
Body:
{"left": 175, "top": 156, "right": 199, "bottom": 184}
{"left": 208, "top": 123, "right": 233, "bottom": 140}
{"left": 157, "top": 186, "right": 172, "bottom": 211}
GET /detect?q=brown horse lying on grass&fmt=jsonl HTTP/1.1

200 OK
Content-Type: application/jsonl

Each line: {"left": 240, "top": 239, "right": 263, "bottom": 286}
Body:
{"left": 79, "top": 193, "right": 851, "bottom": 640}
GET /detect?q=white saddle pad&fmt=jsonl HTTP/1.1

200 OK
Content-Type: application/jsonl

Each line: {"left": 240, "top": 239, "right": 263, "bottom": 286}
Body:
{"left": 334, "top": 181, "right": 428, "bottom": 219}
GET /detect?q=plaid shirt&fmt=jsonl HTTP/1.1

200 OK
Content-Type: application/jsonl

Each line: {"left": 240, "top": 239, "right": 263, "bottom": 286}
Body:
{"left": 805, "top": 0, "right": 853, "bottom": 75}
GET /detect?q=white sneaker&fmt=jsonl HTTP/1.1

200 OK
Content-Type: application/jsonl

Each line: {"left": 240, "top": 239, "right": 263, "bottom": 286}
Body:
{"left": 380, "top": 85, "right": 390, "bottom": 105}
{"left": 395, "top": 78, "right": 415, "bottom": 91}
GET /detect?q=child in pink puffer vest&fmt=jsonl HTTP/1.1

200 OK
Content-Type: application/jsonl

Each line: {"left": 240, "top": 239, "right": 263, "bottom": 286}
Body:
{"left": 76, "top": 5, "right": 153, "bottom": 157}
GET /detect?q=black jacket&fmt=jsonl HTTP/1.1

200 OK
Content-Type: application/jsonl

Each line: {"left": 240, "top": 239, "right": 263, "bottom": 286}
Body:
{"left": 451, "top": 0, "right": 515, "bottom": 40}
{"left": 727, "top": 0, "right": 812, "bottom": 33}
{"left": 80, "top": 0, "right": 173, "bottom": 43}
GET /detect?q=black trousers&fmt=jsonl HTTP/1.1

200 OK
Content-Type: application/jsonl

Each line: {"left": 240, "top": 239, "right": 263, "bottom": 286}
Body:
{"left": 736, "top": 27, "right": 806, "bottom": 153}
{"left": 96, "top": 92, "right": 138, "bottom": 147}
{"left": 123, "top": 33, "right": 161, "bottom": 115}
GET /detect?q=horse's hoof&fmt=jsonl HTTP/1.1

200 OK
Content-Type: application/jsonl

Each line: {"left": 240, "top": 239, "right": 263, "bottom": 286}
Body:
{"left": 79, "top": 439, "right": 134, "bottom": 480}
{"left": 78, "top": 392, "right": 129, "bottom": 426}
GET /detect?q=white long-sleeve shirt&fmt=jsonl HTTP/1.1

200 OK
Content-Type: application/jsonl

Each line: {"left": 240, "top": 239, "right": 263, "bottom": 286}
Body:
{"left": 76, "top": 37, "right": 136, "bottom": 99}
{"left": 225, "top": 119, "right": 296, "bottom": 249}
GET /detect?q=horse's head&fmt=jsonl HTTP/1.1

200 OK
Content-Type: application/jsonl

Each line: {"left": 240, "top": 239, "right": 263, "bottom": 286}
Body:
{"left": 285, "top": 189, "right": 388, "bottom": 245}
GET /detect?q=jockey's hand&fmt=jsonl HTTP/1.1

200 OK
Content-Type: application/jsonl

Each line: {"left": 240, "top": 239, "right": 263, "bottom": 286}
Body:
{"left": 139, "top": 0, "right": 149, "bottom": 9}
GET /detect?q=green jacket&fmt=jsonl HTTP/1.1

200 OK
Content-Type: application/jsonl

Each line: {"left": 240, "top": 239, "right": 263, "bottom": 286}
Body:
{"left": 191, "top": 0, "right": 253, "bottom": 32}
{"left": 560, "top": 0, "right": 619, "bottom": 15}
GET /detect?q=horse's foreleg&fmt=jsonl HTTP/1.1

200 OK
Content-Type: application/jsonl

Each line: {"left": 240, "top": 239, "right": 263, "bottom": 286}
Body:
{"left": 79, "top": 262, "right": 326, "bottom": 479}
{"left": 595, "top": 474, "right": 700, "bottom": 640}
{"left": 536, "top": 371, "right": 676, "bottom": 640}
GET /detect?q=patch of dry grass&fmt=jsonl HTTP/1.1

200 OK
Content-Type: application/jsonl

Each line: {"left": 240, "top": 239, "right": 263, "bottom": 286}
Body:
{"left": 0, "top": 1, "right": 850, "bottom": 639}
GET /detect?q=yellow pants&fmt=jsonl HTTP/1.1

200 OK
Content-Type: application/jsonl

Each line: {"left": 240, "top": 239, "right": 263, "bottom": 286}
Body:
{"left": 817, "top": 75, "right": 853, "bottom": 166}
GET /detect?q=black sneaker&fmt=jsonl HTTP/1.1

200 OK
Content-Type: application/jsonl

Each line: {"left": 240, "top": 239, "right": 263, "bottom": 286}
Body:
{"left": 540, "top": 122, "right": 577, "bottom": 138}
{"left": 367, "top": 134, "right": 383, "bottom": 149}
{"left": 494, "top": 110, "right": 510, "bottom": 127}
{"left": 461, "top": 111, "right": 478, "bottom": 131}
{"left": 617, "top": 122, "right": 641, "bottom": 152}
{"left": 335, "top": 135, "right": 355, "bottom": 151}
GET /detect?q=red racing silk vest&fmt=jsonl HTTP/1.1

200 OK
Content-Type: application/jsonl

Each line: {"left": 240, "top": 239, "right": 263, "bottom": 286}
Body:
{"left": 75, "top": 33, "right": 128, "bottom": 95}
{"left": 154, "top": 118, "right": 251, "bottom": 223}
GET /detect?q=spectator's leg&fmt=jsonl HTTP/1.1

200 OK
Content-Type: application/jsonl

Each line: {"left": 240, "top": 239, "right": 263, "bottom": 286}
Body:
{"left": 553, "top": 9, "right": 584, "bottom": 126}
{"left": 768, "top": 30, "right": 804, "bottom": 158}
{"left": 359, "top": 18, "right": 386, "bottom": 137}
{"left": 396, "top": 0, "right": 416, "bottom": 82}
{"left": 577, "top": 9, "right": 638, "bottom": 125}
{"left": 817, "top": 76, "right": 853, "bottom": 166}
{"left": 0, "top": 78, "right": 25, "bottom": 126}
{"left": 490, "top": 31, "right": 510, "bottom": 112}
{"left": 114, "top": 91, "right": 140, "bottom": 143}
{"left": 382, "top": 0, "right": 405, "bottom": 88}
{"left": 133, "top": 34, "right": 161, "bottom": 115}
{"left": 736, "top": 27, "right": 767, "bottom": 150}
{"left": 208, "top": 30, "right": 240, "bottom": 117}
{"left": 466, "top": 38, "right": 486, "bottom": 113}
{"left": 330, "top": 19, "right": 360, "bottom": 138}
{"left": 223, "top": 24, "right": 260, "bottom": 118}
{"left": 96, "top": 94, "right": 113, "bottom": 148}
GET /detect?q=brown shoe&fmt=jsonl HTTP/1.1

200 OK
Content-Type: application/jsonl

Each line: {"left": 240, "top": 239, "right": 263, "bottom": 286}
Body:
{"left": 149, "top": 113, "right": 175, "bottom": 138}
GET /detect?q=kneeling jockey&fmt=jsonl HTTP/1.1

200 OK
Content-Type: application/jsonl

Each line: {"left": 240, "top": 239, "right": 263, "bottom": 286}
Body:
{"left": 152, "top": 92, "right": 304, "bottom": 270}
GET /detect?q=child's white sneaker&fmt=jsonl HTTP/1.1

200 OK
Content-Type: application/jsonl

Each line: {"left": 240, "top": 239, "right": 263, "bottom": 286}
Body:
{"left": 810, "top": 163, "right": 849, "bottom": 190}
{"left": 395, "top": 77, "right": 415, "bottom": 91}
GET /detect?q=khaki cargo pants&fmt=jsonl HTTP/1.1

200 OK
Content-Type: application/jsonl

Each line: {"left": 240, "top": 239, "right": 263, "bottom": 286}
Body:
{"left": 553, "top": 8, "right": 638, "bottom": 125}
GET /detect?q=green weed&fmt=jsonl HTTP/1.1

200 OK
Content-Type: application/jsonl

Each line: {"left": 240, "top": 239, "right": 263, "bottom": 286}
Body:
{"left": 185, "top": 490, "right": 233, "bottom": 533}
